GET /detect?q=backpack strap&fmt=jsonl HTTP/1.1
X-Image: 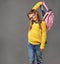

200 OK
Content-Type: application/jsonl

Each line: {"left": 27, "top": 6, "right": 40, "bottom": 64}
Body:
{"left": 42, "top": 2, "right": 48, "bottom": 11}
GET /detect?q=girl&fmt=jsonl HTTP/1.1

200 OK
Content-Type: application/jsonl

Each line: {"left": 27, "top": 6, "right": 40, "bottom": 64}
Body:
{"left": 27, "top": 9, "right": 46, "bottom": 64}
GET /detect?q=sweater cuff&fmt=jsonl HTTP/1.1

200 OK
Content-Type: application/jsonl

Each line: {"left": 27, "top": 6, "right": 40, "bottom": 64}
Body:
{"left": 40, "top": 43, "right": 45, "bottom": 50}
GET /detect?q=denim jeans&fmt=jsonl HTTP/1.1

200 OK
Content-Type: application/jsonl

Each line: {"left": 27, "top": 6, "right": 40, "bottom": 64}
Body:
{"left": 27, "top": 43, "right": 43, "bottom": 64}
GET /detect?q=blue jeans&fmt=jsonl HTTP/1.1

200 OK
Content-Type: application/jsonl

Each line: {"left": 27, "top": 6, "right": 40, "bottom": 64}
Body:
{"left": 27, "top": 43, "right": 43, "bottom": 64}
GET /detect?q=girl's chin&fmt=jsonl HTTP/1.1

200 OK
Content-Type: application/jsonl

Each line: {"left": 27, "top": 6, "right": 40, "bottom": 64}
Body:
{"left": 33, "top": 19, "right": 37, "bottom": 21}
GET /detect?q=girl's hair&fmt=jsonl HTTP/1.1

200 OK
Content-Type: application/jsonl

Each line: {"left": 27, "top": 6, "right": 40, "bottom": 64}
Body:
{"left": 27, "top": 9, "right": 42, "bottom": 30}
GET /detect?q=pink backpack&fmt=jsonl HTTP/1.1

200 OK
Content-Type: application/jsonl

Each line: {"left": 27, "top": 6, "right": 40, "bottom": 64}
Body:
{"left": 42, "top": 2, "right": 54, "bottom": 32}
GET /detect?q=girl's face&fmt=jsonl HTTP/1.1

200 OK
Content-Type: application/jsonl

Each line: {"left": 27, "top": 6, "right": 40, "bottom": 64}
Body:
{"left": 29, "top": 12, "right": 38, "bottom": 21}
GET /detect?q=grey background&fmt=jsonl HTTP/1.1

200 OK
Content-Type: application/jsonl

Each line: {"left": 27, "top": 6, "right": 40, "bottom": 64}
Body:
{"left": 0, "top": 0, "right": 60, "bottom": 64}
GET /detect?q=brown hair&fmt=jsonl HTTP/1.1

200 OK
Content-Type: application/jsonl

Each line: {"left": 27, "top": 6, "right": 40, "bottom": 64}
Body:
{"left": 27, "top": 9, "right": 42, "bottom": 30}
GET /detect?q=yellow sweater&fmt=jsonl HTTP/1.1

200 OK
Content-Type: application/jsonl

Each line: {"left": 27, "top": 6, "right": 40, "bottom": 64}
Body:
{"left": 28, "top": 1, "right": 46, "bottom": 49}
{"left": 28, "top": 21, "right": 46, "bottom": 49}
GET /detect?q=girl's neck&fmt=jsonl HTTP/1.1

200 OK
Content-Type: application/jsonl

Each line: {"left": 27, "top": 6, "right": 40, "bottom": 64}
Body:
{"left": 35, "top": 20, "right": 39, "bottom": 22}
{"left": 34, "top": 20, "right": 39, "bottom": 23}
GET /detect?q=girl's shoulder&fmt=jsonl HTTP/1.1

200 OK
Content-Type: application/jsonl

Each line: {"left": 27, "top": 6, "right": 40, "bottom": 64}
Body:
{"left": 41, "top": 21, "right": 46, "bottom": 26}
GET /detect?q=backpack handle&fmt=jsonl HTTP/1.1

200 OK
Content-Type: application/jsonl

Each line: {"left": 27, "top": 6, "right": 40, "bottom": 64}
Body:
{"left": 42, "top": 2, "right": 49, "bottom": 11}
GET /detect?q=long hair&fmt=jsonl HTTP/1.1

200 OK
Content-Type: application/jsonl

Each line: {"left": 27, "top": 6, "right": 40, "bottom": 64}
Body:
{"left": 27, "top": 9, "right": 42, "bottom": 30}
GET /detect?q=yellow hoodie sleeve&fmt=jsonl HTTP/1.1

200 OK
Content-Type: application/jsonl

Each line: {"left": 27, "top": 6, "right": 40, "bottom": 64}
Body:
{"left": 32, "top": 2, "right": 43, "bottom": 10}
{"left": 40, "top": 21, "right": 46, "bottom": 50}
